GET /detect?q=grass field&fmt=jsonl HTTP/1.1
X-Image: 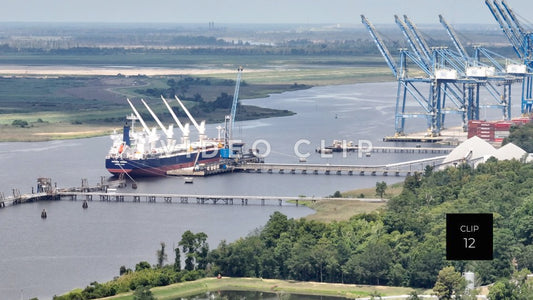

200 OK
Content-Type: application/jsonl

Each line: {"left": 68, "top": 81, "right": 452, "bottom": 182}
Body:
{"left": 297, "top": 182, "right": 403, "bottom": 223}
{"left": 98, "top": 277, "right": 416, "bottom": 300}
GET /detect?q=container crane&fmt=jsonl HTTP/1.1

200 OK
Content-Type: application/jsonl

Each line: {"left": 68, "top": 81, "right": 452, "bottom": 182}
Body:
{"left": 399, "top": 15, "right": 472, "bottom": 131}
{"left": 485, "top": 0, "right": 533, "bottom": 114}
{"left": 362, "top": 15, "right": 440, "bottom": 136}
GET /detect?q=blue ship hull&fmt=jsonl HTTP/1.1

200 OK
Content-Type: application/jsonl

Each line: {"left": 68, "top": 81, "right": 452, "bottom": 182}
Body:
{"left": 106, "top": 149, "right": 221, "bottom": 176}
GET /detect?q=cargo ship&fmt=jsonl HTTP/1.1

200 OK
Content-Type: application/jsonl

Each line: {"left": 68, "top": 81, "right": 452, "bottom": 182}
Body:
{"left": 105, "top": 96, "right": 223, "bottom": 176}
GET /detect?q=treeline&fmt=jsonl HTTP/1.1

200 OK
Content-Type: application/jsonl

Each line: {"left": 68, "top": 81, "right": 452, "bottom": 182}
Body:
{"left": 0, "top": 39, "right": 399, "bottom": 57}
{"left": 56, "top": 159, "right": 533, "bottom": 299}
{"left": 207, "top": 159, "right": 533, "bottom": 288}
{"left": 134, "top": 76, "right": 240, "bottom": 119}
{"left": 54, "top": 231, "right": 209, "bottom": 299}
{"left": 504, "top": 122, "right": 533, "bottom": 152}
{"left": 0, "top": 37, "right": 517, "bottom": 59}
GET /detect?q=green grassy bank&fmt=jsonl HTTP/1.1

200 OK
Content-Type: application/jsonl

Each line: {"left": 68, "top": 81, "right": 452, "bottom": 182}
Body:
{"left": 98, "top": 277, "right": 415, "bottom": 300}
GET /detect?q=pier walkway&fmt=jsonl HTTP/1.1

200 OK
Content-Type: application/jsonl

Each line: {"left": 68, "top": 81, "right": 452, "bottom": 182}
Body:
{"left": 235, "top": 155, "right": 447, "bottom": 176}
{"left": 322, "top": 145, "right": 454, "bottom": 154}
{"left": 58, "top": 191, "right": 384, "bottom": 206}
{"left": 0, "top": 190, "right": 384, "bottom": 208}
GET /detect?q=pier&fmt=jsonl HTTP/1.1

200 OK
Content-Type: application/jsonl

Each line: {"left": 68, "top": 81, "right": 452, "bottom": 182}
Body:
{"left": 0, "top": 188, "right": 383, "bottom": 208}
{"left": 0, "top": 152, "right": 463, "bottom": 209}
{"left": 57, "top": 191, "right": 383, "bottom": 206}
{"left": 320, "top": 145, "right": 454, "bottom": 154}
{"left": 235, "top": 155, "right": 447, "bottom": 176}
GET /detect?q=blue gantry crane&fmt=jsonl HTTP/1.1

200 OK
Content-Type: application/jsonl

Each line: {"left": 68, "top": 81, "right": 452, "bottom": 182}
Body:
{"left": 439, "top": 14, "right": 518, "bottom": 122}
{"left": 485, "top": 0, "right": 532, "bottom": 114}
{"left": 362, "top": 11, "right": 522, "bottom": 138}
{"left": 362, "top": 14, "right": 464, "bottom": 136}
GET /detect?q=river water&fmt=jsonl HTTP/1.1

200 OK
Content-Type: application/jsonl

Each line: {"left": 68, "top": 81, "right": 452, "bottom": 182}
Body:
{"left": 0, "top": 82, "right": 517, "bottom": 299}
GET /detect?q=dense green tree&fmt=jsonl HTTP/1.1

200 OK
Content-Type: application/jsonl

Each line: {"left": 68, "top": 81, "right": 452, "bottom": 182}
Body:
{"left": 195, "top": 232, "right": 209, "bottom": 270}
{"left": 72, "top": 159, "right": 533, "bottom": 297}
{"left": 407, "top": 237, "right": 445, "bottom": 288}
{"left": 133, "top": 286, "right": 155, "bottom": 300}
{"left": 135, "top": 261, "right": 151, "bottom": 272}
{"left": 375, "top": 181, "right": 387, "bottom": 199}
{"left": 156, "top": 242, "right": 167, "bottom": 268}
{"left": 173, "top": 246, "right": 181, "bottom": 272}
{"left": 488, "top": 279, "right": 519, "bottom": 300}
{"left": 179, "top": 230, "right": 197, "bottom": 271}
{"left": 432, "top": 266, "right": 466, "bottom": 300}
{"left": 503, "top": 123, "right": 533, "bottom": 153}
{"left": 260, "top": 211, "right": 290, "bottom": 248}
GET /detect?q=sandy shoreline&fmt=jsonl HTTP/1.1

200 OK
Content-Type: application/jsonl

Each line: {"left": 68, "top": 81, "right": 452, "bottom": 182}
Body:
{"left": 0, "top": 64, "right": 254, "bottom": 76}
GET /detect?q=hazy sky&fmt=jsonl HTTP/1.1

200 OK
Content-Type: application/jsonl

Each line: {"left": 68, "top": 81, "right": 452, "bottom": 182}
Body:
{"left": 2, "top": 0, "right": 532, "bottom": 25}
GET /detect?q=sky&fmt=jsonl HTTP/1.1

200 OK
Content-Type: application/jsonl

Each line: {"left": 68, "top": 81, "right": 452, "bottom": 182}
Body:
{"left": 1, "top": 0, "right": 532, "bottom": 25}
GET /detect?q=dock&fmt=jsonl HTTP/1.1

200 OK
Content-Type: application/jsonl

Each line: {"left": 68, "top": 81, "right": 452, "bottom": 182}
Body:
{"left": 319, "top": 145, "right": 454, "bottom": 154}
{"left": 0, "top": 187, "right": 384, "bottom": 208}
{"left": 57, "top": 191, "right": 384, "bottom": 206}
{"left": 235, "top": 155, "right": 447, "bottom": 176}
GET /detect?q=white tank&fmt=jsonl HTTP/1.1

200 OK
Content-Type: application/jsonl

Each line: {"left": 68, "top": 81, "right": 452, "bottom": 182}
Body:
{"left": 464, "top": 271, "right": 475, "bottom": 291}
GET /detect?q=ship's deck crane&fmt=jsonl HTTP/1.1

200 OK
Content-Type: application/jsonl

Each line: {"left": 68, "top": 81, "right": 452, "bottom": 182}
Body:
{"left": 126, "top": 98, "right": 157, "bottom": 140}
{"left": 174, "top": 95, "right": 206, "bottom": 143}
{"left": 160, "top": 95, "right": 190, "bottom": 145}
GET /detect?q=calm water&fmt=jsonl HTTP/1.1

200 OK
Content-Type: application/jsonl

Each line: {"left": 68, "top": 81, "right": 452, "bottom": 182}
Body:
{"left": 187, "top": 290, "right": 348, "bottom": 300}
{"left": 0, "top": 82, "right": 520, "bottom": 299}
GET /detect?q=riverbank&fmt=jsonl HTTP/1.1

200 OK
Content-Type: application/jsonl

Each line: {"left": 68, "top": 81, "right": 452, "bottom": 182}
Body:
{"left": 98, "top": 277, "right": 416, "bottom": 300}
{"left": 300, "top": 182, "right": 403, "bottom": 222}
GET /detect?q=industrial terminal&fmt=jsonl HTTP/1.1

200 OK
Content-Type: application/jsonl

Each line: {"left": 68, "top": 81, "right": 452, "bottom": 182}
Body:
{"left": 362, "top": 0, "right": 533, "bottom": 145}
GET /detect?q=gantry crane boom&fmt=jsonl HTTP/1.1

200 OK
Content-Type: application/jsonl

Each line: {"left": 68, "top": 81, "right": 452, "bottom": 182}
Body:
{"left": 485, "top": 0, "right": 522, "bottom": 58}
{"left": 394, "top": 15, "right": 432, "bottom": 74}
{"left": 486, "top": 0, "right": 533, "bottom": 113}
{"left": 439, "top": 15, "right": 469, "bottom": 61}
{"left": 494, "top": 0, "right": 523, "bottom": 52}
{"left": 501, "top": 0, "right": 525, "bottom": 37}
{"left": 403, "top": 15, "right": 432, "bottom": 63}
{"left": 361, "top": 15, "right": 399, "bottom": 78}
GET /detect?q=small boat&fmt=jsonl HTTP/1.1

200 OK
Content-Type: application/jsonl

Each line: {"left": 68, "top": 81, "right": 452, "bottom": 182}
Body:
{"left": 82, "top": 200, "right": 88, "bottom": 209}
{"left": 41, "top": 209, "right": 47, "bottom": 219}
{"left": 298, "top": 157, "right": 307, "bottom": 163}
{"left": 184, "top": 177, "right": 194, "bottom": 184}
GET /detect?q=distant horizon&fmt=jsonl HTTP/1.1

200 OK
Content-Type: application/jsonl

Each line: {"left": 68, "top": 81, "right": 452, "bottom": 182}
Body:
{"left": 0, "top": 21, "right": 501, "bottom": 28}
{"left": 1, "top": 0, "right": 531, "bottom": 26}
